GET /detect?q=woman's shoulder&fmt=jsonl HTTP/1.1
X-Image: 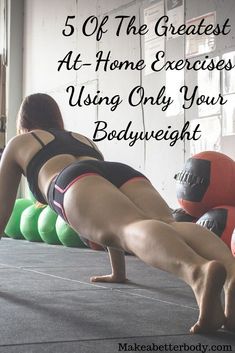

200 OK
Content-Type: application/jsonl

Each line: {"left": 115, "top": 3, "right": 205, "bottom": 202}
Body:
{"left": 4, "top": 132, "right": 39, "bottom": 155}
{"left": 5, "top": 134, "right": 24, "bottom": 148}
{"left": 6, "top": 133, "right": 32, "bottom": 146}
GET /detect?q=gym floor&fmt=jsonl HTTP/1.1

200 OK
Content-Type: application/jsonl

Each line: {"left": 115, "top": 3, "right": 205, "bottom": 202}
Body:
{"left": 0, "top": 238, "right": 234, "bottom": 353}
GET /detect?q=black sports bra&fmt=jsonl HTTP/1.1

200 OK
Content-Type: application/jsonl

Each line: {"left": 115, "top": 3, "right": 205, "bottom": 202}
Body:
{"left": 26, "top": 129, "right": 104, "bottom": 204}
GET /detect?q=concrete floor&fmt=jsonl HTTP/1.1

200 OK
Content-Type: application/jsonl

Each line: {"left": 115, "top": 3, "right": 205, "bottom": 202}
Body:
{"left": 0, "top": 238, "right": 234, "bottom": 353}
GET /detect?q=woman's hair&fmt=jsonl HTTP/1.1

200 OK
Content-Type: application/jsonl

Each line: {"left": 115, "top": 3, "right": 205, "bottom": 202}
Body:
{"left": 17, "top": 93, "right": 64, "bottom": 133}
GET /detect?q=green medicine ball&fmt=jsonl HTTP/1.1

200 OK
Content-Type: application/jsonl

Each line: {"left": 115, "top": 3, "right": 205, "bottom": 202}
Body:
{"left": 38, "top": 206, "right": 61, "bottom": 245}
{"left": 20, "top": 205, "right": 45, "bottom": 242}
{"left": 5, "top": 198, "right": 33, "bottom": 239}
{"left": 56, "top": 216, "right": 86, "bottom": 248}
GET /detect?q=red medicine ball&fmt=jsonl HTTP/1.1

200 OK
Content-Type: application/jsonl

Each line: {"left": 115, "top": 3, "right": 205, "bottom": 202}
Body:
{"left": 196, "top": 205, "right": 235, "bottom": 248}
{"left": 174, "top": 151, "right": 235, "bottom": 217}
{"left": 172, "top": 208, "right": 198, "bottom": 222}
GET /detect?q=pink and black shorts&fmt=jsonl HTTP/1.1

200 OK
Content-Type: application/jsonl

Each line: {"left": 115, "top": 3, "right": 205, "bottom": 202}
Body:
{"left": 47, "top": 159, "right": 148, "bottom": 222}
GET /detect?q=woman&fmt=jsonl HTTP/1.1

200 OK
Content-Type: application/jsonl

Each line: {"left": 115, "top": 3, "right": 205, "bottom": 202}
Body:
{"left": 0, "top": 93, "right": 234, "bottom": 334}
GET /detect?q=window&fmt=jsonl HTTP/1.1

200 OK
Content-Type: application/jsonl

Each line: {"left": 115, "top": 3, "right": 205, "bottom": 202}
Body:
{"left": 0, "top": 0, "right": 6, "bottom": 148}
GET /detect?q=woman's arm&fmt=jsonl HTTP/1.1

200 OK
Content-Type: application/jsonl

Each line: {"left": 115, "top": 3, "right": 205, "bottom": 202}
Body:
{"left": 90, "top": 247, "right": 127, "bottom": 283}
{"left": 0, "top": 138, "right": 22, "bottom": 236}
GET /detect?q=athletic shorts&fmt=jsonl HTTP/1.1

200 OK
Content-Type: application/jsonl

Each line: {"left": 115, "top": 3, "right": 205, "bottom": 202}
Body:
{"left": 47, "top": 159, "right": 148, "bottom": 222}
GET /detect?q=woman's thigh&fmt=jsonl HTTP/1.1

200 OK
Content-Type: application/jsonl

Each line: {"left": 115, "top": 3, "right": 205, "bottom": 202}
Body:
{"left": 119, "top": 179, "right": 174, "bottom": 223}
{"left": 63, "top": 175, "right": 147, "bottom": 249}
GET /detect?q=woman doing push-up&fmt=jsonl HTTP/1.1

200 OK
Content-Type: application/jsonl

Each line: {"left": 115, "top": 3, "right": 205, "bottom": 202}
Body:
{"left": 0, "top": 93, "right": 235, "bottom": 334}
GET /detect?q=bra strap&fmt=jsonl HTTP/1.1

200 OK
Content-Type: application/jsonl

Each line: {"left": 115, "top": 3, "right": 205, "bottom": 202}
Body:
{"left": 31, "top": 132, "right": 45, "bottom": 147}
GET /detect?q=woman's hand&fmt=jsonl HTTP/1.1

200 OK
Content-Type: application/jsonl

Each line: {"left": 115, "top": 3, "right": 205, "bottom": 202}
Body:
{"left": 90, "top": 274, "right": 127, "bottom": 283}
{"left": 90, "top": 247, "right": 127, "bottom": 284}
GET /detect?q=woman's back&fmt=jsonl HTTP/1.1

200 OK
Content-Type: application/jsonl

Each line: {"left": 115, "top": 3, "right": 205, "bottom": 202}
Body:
{"left": 4, "top": 129, "right": 103, "bottom": 204}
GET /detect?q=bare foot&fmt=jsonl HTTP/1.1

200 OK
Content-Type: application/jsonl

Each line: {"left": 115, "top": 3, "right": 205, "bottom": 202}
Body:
{"left": 190, "top": 261, "right": 226, "bottom": 334}
{"left": 224, "top": 278, "right": 235, "bottom": 332}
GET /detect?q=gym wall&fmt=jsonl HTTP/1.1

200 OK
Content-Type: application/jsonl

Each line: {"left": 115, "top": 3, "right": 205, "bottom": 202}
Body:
{"left": 19, "top": 0, "right": 235, "bottom": 207}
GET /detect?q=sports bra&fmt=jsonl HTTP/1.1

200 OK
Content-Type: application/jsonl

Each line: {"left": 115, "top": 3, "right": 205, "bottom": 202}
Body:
{"left": 26, "top": 129, "right": 104, "bottom": 204}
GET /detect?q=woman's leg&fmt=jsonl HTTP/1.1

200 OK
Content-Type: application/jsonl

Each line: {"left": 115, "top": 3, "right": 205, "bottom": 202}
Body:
{"left": 63, "top": 175, "right": 226, "bottom": 333}
{"left": 120, "top": 179, "right": 235, "bottom": 330}
{"left": 120, "top": 179, "right": 174, "bottom": 223}
{"left": 173, "top": 222, "right": 235, "bottom": 331}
